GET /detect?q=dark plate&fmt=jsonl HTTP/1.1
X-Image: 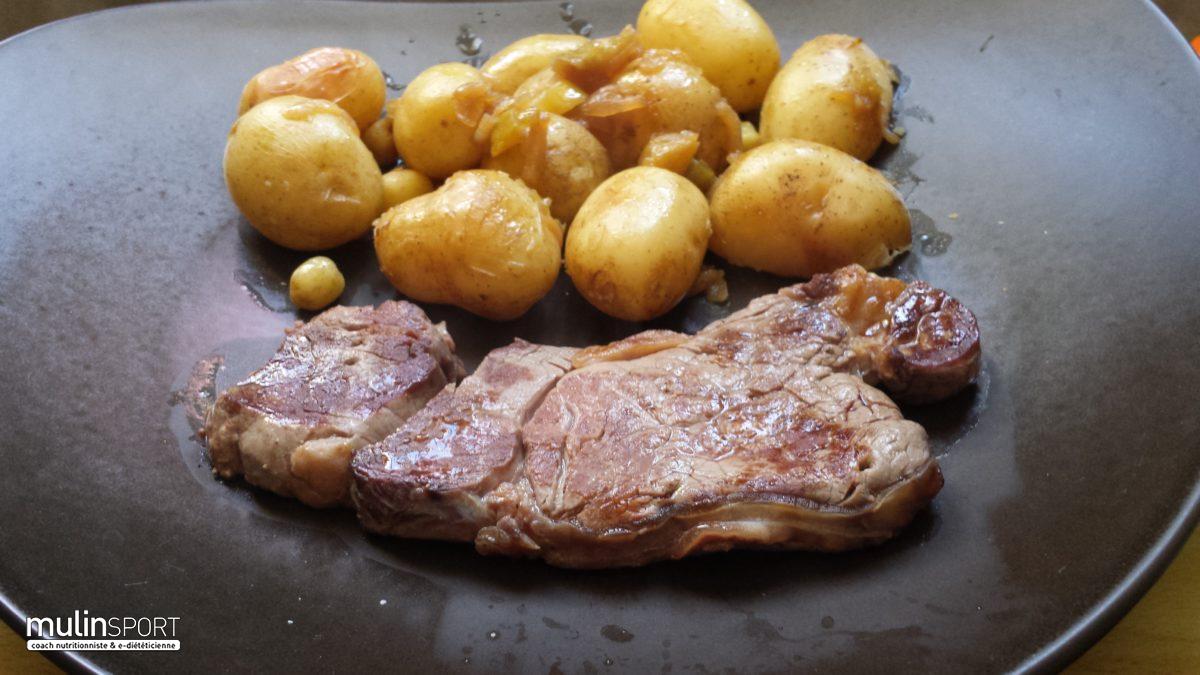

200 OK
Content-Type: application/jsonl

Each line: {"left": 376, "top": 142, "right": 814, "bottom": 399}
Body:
{"left": 1, "top": 0, "right": 1198, "bottom": 672}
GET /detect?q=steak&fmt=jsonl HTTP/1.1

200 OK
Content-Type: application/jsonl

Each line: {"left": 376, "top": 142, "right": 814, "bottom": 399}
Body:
{"left": 205, "top": 301, "right": 464, "bottom": 508}
{"left": 352, "top": 265, "right": 981, "bottom": 567}
{"left": 353, "top": 341, "right": 576, "bottom": 539}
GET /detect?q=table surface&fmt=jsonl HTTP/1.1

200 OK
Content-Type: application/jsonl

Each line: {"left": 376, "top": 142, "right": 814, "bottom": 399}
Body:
{"left": 1, "top": 1, "right": 1197, "bottom": 672}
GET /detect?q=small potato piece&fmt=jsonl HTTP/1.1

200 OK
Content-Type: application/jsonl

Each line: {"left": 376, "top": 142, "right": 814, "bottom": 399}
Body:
{"left": 483, "top": 112, "right": 610, "bottom": 223}
{"left": 636, "top": 0, "right": 780, "bottom": 112}
{"left": 739, "top": 120, "right": 761, "bottom": 150}
{"left": 289, "top": 256, "right": 346, "bottom": 310}
{"left": 362, "top": 116, "right": 398, "bottom": 168}
{"left": 238, "top": 47, "right": 386, "bottom": 131}
{"left": 575, "top": 49, "right": 742, "bottom": 171}
{"left": 393, "top": 63, "right": 493, "bottom": 179}
{"left": 224, "top": 96, "right": 384, "bottom": 251}
{"left": 381, "top": 168, "right": 434, "bottom": 209}
{"left": 760, "top": 34, "right": 895, "bottom": 161}
{"left": 482, "top": 33, "right": 590, "bottom": 95}
{"left": 708, "top": 139, "right": 910, "bottom": 277}
{"left": 374, "top": 170, "right": 563, "bottom": 320}
{"left": 566, "top": 167, "right": 710, "bottom": 321}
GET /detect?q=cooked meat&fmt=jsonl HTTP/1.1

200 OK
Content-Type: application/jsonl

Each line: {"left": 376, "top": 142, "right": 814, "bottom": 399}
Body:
{"left": 351, "top": 265, "right": 981, "bottom": 567}
{"left": 354, "top": 341, "right": 576, "bottom": 539}
{"left": 204, "top": 301, "right": 464, "bottom": 508}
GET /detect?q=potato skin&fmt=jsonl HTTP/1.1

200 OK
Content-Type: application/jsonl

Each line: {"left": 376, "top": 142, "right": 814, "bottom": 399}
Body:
{"left": 566, "top": 167, "right": 711, "bottom": 321}
{"left": 760, "top": 34, "right": 895, "bottom": 161}
{"left": 224, "top": 96, "right": 384, "bottom": 251}
{"left": 483, "top": 113, "right": 610, "bottom": 223}
{"left": 238, "top": 47, "right": 386, "bottom": 132}
{"left": 392, "top": 63, "right": 491, "bottom": 179}
{"left": 575, "top": 49, "right": 742, "bottom": 171}
{"left": 482, "top": 34, "right": 590, "bottom": 95}
{"left": 636, "top": 0, "right": 780, "bottom": 112}
{"left": 373, "top": 170, "right": 563, "bottom": 320}
{"left": 708, "top": 139, "right": 910, "bottom": 277}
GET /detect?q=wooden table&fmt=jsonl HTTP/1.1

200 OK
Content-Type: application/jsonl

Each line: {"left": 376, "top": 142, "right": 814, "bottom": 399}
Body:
{"left": 3, "top": 528, "right": 1197, "bottom": 672}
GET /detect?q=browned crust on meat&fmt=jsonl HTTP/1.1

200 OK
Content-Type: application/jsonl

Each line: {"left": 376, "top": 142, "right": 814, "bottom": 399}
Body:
{"left": 351, "top": 266, "right": 980, "bottom": 566}
{"left": 204, "top": 301, "right": 463, "bottom": 508}
{"left": 477, "top": 460, "right": 943, "bottom": 568}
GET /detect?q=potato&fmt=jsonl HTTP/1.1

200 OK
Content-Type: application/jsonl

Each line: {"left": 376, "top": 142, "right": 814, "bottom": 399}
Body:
{"left": 566, "top": 167, "right": 710, "bottom": 321}
{"left": 373, "top": 170, "right": 563, "bottom": 320}
{"left": 636, "top": 0, "right": 780, "bottom": 112}
{"left": 708, "top": 139, "right": 910, "bottom": 277}
{"left": 574, "top": 49, "right": 742, "bottom": 171}
{"left": 392, "top": 63, "right": 494, "bottom": 179}
{"left": 380, "top": 168, "right": 434, "bottom": 209}
{"left": 482, "top": 33, "right": 590, "bottom": 95}
{"left": 289, "top": 256, "right": 345, "bottom": 310}
{"left": 238, "top": 47, "right": 386, "bottom": 132}
{"left": 362, "top": 116, "right": 398, "bottom": 168}
{"left": 486, "top": 67, "right": 587, "bottom": 158}
{"left": 224, "top": 96, "right": 384, "bottom": 251}
{"left": 483, "top": 112, "right": 610, "bottom": 223}
{"left": 760, "top": 34, "right": 895, "bottom": 161}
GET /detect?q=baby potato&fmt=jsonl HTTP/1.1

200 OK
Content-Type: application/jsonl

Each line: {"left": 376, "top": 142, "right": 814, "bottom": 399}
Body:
{"left": 760, "top": 34, "right": 895, "bottom": 161}
{"left": 381, "top": 168, "right": 434, "bottom": 209}
{"left": 636, "top": 0, "right": 780, "bottom": 112}
{"left": 483, "top": 112, "right": 610, "bottom": 223}
{"left": 392, "top": 63, "right": 494, "bottom": 179}
{"left": 224, "top": 95, "right": 384, "bottom": 251}
{"left": 238, "top": 47, "right": 386, "bottom": 132}
{"left": 289, "top": 256, "right": 345, "bottom": 310}
{"left": 374, "top": 170, "right": 563, "bottom": 320}
{"left": 566, "top": 167, "right": 711, "bottom": 321}
{"left": 575, "top": 49, "right": 742, "bottom": 171}
{"left": 708, "top": 139, "right": 910, "bottom": 277}
{"left": 362, "top": 116, "right": 398, "bottom": 168}
{"left": 487, "top": 67, "right": 588, "bottom": 158}
{"left": 482, "top": 33, "right": 590, "bottom": 95}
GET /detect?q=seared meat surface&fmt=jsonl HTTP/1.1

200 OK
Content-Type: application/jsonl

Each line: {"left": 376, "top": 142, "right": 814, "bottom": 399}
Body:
{"left": 205, "top": 301, "right": 463, "bottom": 508}
{"left": 352, "top": 266, "right": 980, "bottom": 567}
{"left": 354, "top": 342, "right": 576, "bottom": 539}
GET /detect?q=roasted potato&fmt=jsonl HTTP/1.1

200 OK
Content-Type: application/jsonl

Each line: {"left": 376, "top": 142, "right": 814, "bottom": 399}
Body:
{"left": 482, "top": 33, "right": 590, "bottom": 95}
{"left": 483, "top": 112, "right": 610, "bottom": 223}
{"left": 708, "top": 139, "right": 909, "bottom": 277}
{"left": 392, "top": 63, "right": 495, "bottom": 179}
{"left": 636, "top": 0, "right": 780, "bottom": 112}
{"left": 380, "top": 168, "right": 434, "bottom": 209}
{"left": 224, "top": 96, "right": 384, "bottom": 251}
{"left": 566, "top": 167, "right": 710, "bottom": 321}
{"left": 374, "top": 170, "right": 563, "bottom": 320}
{"left": 362, "top": 116, "right": 398, "bottom": 168}
{"left": 238, "top": 47, "right": 386, "bottom": 132}
{"left": 760, "top": 34, "right": 895, "bottom": 161}
{"left": 487, "top": 67, "right": 588, "bottom": 158}
{"left": 574, "top": 49, "right": 742, "bottom": 171}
